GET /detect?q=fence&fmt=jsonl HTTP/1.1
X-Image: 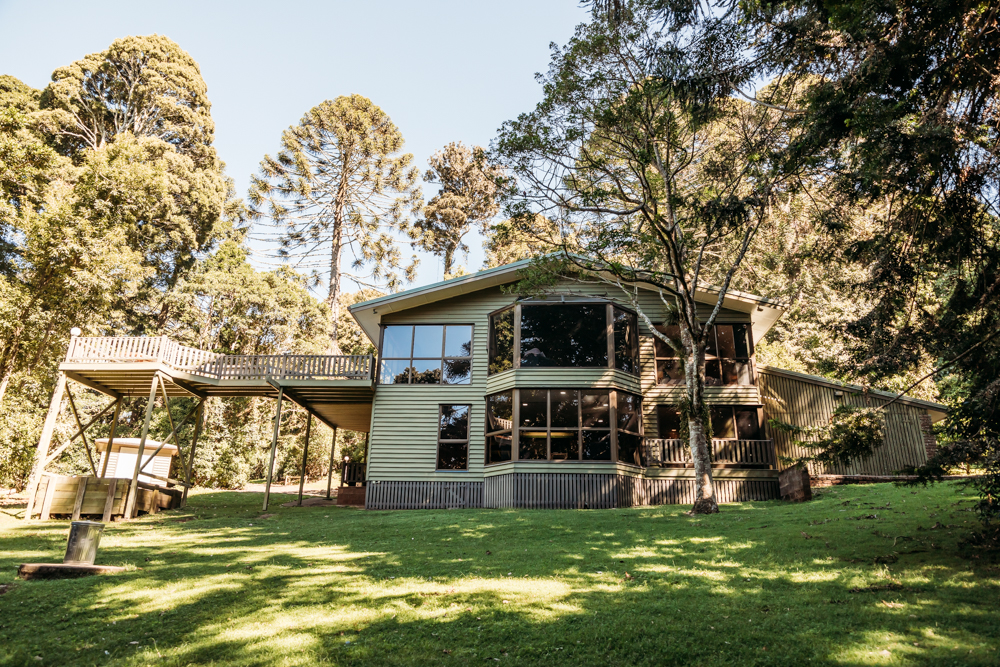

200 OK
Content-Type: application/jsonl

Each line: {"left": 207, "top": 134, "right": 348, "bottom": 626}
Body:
{"left": 645, "top": 438, "right": 777, "bottom": 468}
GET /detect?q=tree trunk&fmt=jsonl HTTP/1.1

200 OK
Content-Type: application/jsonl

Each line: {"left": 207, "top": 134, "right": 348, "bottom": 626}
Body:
{"left": 327, "top": 161, "right": 348, "bottom": 356}
{"left": 443, "top": 243, "right": 456, "bottom": 277}
{"left": 682, "top": 322, "right": 718, "bottom": 514}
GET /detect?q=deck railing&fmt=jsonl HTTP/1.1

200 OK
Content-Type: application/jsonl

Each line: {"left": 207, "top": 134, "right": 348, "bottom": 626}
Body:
{"left": 66, "top": 336, "right": 373, "bottom": 381}
{"left": 645, "top": 438, "right": 777, "bottom": 468}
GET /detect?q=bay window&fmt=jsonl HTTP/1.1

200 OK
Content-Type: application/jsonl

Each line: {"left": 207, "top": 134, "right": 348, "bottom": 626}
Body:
{"left": 486, "top": 388, "right": 641, "bottom": 465}
{"left": 488, "top": 302, "right": 639, "bottom": 375}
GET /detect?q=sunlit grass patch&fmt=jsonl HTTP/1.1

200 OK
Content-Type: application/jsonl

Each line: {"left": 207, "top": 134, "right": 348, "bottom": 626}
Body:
{"left": 0, "top": 482, "right": 997, "bottom": 666}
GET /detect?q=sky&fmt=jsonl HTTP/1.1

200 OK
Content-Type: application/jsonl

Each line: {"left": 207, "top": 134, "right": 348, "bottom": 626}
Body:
{"left": 0, "top": 0, "right": 589, "bottom": 289}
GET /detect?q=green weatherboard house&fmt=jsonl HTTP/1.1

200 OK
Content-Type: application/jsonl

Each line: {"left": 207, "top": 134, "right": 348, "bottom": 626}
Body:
{"left": 36, "top": 257, "right": 947, "bottom": 518}
{"left": 347, "top": 258, "right": 947, "bottom": 510}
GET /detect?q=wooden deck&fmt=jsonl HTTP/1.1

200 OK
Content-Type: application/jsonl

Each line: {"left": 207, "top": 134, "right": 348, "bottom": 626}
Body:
{"left": 61, "top": 336, "right": 375, "bottom": 432}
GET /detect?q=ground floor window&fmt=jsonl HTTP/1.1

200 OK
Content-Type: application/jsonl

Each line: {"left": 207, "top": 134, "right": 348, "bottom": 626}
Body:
{"left": 437, "top": 404, "right": 470, "bottom": 470}
{"left": 656, "top": 404, "right": 762, "bottom": 440}
{"left": 485, "top": 388, "right": 642, "bottom": 465}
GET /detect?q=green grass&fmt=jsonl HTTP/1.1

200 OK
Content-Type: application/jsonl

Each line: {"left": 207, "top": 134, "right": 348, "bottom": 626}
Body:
{"left": 1, "top": 482, "right": 997, "bottom": 666}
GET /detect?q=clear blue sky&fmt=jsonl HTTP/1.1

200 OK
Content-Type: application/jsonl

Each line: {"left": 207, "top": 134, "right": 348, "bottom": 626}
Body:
{"left": 0, "top": 0, "right": 588, "bottom": 288}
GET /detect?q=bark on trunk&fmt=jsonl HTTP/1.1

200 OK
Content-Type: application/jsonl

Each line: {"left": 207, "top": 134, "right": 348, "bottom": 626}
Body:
{"left": 682, "top": 322, "right": 719, "bottom": 514}
{"left": 443, "top": 243, "right": 456, "bottom": 277}
{"left": 327, "top": 155, "right": 349, "bottom": 356}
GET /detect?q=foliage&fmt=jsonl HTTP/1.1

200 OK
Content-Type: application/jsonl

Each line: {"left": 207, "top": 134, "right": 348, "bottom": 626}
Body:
{"left": 412, "top": 142, "right": 501, "bottom": 276}
{"left": 482, "top": 214, "right": 568, "bottom": 269}
{"left": 249, "top": 94, "right": 422, "bottom": 353}
{"left": 770, "top": 404, "right": 885, "bottom": 469}
{"left": 1, "top": 483, "right": 997, "bottom": 665}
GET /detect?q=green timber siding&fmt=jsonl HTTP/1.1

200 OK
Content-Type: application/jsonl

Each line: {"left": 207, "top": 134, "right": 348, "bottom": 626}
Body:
{"left": 367, "top": 280, "right": 752, "bottom": 483}
{"left": 758, "top": 366, "right": 932, "bottom": 475}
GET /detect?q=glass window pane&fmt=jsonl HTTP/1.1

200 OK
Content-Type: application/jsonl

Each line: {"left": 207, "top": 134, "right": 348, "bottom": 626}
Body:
{"left": 412, "top": 325, "right": 444, "bottom": 358}
{"left": 443, "top": 358, "right": 471, "bottom": 384}
{"left": 656, "top": 405, "right": 682, "bottom": 439}
{"left": 382, "top": 326, "right": 413, "bottom": 358}
{"left": 410, "top": 359, "right": 441, "bottom": 384}
{"left": 617, "top": 392, "right": 641, "bottom": 433}
{"left": 656, "top": 359, "right": 685, "bottom": 385}
{"left": 733, "top": 323, "right": 751, "bottom": 358}
{"left": 550, "top": 390, "right": 579, "bottom": 428}
{"left": 581, "top": 391, "right": 610, "bottom": 427}
{"left": 715, "top": 325, "right": 736, "bottom": 359}
{"left": 705, "top": 325, "right": 718, "bottom": 359}
{"left": 486, "top": 433, "right": 512, "bottom": 464}
{"left": 444, "top": 325, "right": 473, "bottom": 357}
{"left": 582, "top": 431, "right": 611, "bottom": 460}
{"left": 519, "top": 389, "right": 547, "bottom": 428}
{"left": 549, "top": 431, "right": 579, "bottom": 460}
{"left": 735, "top": 409, "right": 761, "bottom": 440}
{"left": 617, "top": 432, "right": 643, "bottom": 466}
{"left": 439, "top": 405, "right": 470, "bottom": 441}
{"left": 379, "top": 359, "right": 410, "bottom": 384}
{"left": 653, "top": 325, "right": 680, "bottom": 358}
{"left": 519, "top": 434, "right": 547, "bottom": 460}
{"left": 710, "top": 406, "right": 736, "bottom": 439}
{"left": 520, "top": 304, "right": 608, "bottom": 368}
{"left": 437, "top": 441, "right": 468, "bottom": 470}
{"left": 721, "top": 359, "right": 740, "bottom": 386}
{"left": 705, "top": 360, "right": 722, "bottom": 386}
{"left": 489, "top": 309, "right": 514, "bottom": 375}
{"left": 614, "top": 307, "right": 638, "bottom": 373}
{"left": 487, "top": 392, "right": 513, "bottom": 432}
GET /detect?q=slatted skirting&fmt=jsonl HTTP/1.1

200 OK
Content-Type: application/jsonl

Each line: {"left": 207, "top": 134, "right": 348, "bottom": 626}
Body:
{"left": 365, "top": 481, "right": 483, "bottom": 509}
{"left": 484, "top": 473, "right": 619, "bottom": 509}
{"left": 365, "top": 475, "right": 779, "bottom": 510}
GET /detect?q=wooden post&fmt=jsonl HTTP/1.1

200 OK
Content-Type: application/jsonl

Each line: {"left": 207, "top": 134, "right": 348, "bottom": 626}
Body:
{"left": 181, "top": 401, "right": 205, "bottom": 508}
{"left": 100, "top": 400, "right": 122, "bottom": 477}
{"left": 102, "top": 479, "right": 117, "bottom": 522}
{"left": 71, "top": 477, "right": 88, "bottom": 520}
{"left": 124, "top": 376, "right": 160, "bottom": 519}
{"left": 297, "top": 414, "right": 312, "bottom": 507}
{"left": 262, "top": 386, "right": 285, "bottom": 511}
{"left": 326, "top": 427, "right": 338, "bottom": 500}
{"left": 24, "top": 372, "right": 67, "bottom": 521}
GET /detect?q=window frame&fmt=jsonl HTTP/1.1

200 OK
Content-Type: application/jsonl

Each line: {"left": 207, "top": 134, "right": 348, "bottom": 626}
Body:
{"left": 436, "top": 403, "right": 471, "bottom": 471}
{"left": 653, "top": 323, "right": 755, "bottom": 387}
{"left": 485, "top": 387, "right": 642, "bottom": 466}
{"left": 377, "top": 323, "right": 474, "bottom": 385}
{"left": 655, "top": 403, "right": 765, "bottom": 441}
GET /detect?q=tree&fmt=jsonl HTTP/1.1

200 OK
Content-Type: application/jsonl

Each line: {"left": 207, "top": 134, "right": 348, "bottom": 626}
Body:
{"left": 412, "top": 142, "right": 502, "bottom": 276}
{"left": 483, "top": 215, "right": 568, "bottom": 268}
{"left": 494, "top": 4, "right": 796, "bottom": 513}
{"left": 248, "top": 94, "right": 422, "bottom": 354}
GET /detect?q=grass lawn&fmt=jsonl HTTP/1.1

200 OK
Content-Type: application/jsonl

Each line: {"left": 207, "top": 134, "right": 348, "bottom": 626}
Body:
{"left": 1, "top": 482, "right": 998, "bottom": 666}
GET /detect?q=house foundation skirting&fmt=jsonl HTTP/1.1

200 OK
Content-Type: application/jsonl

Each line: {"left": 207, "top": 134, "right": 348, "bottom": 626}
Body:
{"left": 365, "top": 474, "right": 780, "bottom": 510}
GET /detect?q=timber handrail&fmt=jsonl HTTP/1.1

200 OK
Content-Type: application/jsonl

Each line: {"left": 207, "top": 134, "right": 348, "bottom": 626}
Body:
{"left": 645, "top": 438, "right": 777, "bottom": 468}
{"left": 65, "top": 336, "right": 373, "bottom": 381}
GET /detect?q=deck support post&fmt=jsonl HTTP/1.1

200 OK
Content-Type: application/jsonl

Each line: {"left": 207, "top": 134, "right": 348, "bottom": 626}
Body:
{"left": 181, "top": 401, "right": 205, "bottom": 508}
{"left": 125, "top": 375, "right": 160, "bottom": 519}
{"left": 297, "top": 414, "right": 312, "bottom": 507}
{"left": 100, "top": 399, "right": 122, "bottom": 477}
{"left": 262, "top": 386, "right": 285, "bottom": 512}
{"left": 24, "top": 372, "right": 67, "bottom": 521}
{"left": 326, "top": 427, "right": 338, "bottom": 500}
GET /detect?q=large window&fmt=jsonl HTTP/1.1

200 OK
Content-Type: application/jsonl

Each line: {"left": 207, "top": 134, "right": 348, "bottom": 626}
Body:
{"left": 486, "top": 388, "right": 641, "bottom": 464}
{"left": 488, "top": 302, "right": 639, "bottom": 375}
{"left": 655, "top": 404, "right": 762, "bottom": 440}
{"left": 380, "top": 324, "right": 472, "bottom": 384}
{"left": 653, "top": 324, "right": 754, "bottom": 386}
{"left": 486, "top": 391, "right": 513, "bottom": 464}
{"left": 437, "top": 404, "right": 470, "bottom": 470}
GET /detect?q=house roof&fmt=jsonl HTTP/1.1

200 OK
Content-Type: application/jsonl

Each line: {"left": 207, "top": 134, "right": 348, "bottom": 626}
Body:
{"left": 757, "top": 365, "right": 949, "bottom": 422}
{"left": 348, "top": 257, "right": 787, "bottom": 344}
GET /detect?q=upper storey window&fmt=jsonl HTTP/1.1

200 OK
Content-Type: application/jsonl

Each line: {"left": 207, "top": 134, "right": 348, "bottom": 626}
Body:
{"left": 488, "top": 302, "right": 639, "bottom": 375}
{"left": 379, "top": 324, "right": 473, "bottom": 384}
{"left": 653, "top": 323, "right": 754, "bottom": 386}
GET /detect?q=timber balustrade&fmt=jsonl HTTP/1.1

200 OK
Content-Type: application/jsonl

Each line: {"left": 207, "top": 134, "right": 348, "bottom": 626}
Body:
{"left": 66, "top": 336, "right": 373, "bottom": 381}
{"left": 645, "top": 438, "right": 777, "bottom": 468}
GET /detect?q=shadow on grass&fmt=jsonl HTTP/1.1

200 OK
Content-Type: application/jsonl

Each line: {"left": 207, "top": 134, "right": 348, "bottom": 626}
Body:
{"left": 0, "top": 485, "right": 997, "bottom": 666}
